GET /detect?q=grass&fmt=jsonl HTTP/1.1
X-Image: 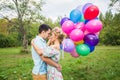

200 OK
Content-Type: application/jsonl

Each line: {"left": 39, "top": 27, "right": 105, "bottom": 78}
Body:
{"left": 0, "top": 46, "right": 120, "bottom": 80}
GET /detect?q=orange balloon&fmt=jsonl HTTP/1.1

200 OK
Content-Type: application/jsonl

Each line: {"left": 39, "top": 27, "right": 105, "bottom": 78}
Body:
{"left": 74, "top": 40, "right": 84, "bottom": 45}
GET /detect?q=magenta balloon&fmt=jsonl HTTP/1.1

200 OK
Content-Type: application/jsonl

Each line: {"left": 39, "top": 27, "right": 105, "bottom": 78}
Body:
{"left": 85, "top": 19, "right": 102, "bottom": 33}
{"left": 62, "top": 20, "right": 74, "bottom": 35}
{"left": 82, "top": 3, "right": 93, "bottom": 13}
{"left": 84, "top": 30, "right": 90, "bottom": 35}
{"left": 70, "top": 29, "right": 84, "bottom": 42}
{"left": 74, "top": 22, "right": 85, "bottom": 32}
{"left": 70, "top": 49, "right": 80, "bottom": 58}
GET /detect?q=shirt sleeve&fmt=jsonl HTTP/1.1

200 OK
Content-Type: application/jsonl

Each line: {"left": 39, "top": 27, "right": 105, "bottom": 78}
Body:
{"left": 34, "top": 38, "right": 44, "bottom": 49}
{"left": 43, "top": 46, "right": 58, "bottom": 57}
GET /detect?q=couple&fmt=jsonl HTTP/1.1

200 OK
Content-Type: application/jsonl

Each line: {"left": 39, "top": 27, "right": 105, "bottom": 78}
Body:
{"left": 31, "top": 24, "right": 64, "bottom": 80}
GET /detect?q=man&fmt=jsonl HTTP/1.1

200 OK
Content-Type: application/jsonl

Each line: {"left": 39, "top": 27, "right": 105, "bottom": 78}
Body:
{"left": 31, "top": 24, "right": 61, "bottom": 80}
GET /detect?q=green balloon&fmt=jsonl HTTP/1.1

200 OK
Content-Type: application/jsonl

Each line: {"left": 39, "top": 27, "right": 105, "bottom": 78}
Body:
{"left": 80, "top": 15, "right": 85, "bottom": 22}
{"left": 76, "top": 44, "right": 90, "bottom": 56}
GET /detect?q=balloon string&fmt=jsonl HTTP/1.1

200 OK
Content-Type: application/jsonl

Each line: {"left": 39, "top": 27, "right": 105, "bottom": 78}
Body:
{"left": 61, "top": 42, "right": 64, "bottom": 59}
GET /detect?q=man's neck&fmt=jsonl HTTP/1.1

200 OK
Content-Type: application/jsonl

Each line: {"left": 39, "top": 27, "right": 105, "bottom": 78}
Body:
{"left": 38, "top": 34, "right": 44, "bottom": 39}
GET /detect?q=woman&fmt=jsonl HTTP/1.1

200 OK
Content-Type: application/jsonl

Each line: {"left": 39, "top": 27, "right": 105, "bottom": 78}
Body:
{"left": 31, "top": 27, "right": 64, "bottom": 80}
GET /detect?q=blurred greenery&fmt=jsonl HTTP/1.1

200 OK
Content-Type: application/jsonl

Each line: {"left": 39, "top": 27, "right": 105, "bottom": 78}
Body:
{"left": 0, "top": 46, "right": 120, "bottom": 80}
{"left": 0, "top": 0, "right": 120, "bottom": 48}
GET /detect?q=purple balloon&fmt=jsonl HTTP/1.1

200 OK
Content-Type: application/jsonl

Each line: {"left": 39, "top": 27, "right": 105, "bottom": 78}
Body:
{"left": 84, "top": 33, "right": 99, "bottom": 46}
{"left": 62, "top": 38, "right": 75, "bottom": 52}
{"left": 82, "top": 3, "right": 93, "bottom": 13}
{"left": 60, "top": 17, "right": 70, "bottom": 26}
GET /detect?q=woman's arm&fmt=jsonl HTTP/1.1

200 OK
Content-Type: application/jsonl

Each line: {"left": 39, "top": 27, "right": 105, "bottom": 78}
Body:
{"left": 31, "top": 39, "right": 43, "bottom": 56}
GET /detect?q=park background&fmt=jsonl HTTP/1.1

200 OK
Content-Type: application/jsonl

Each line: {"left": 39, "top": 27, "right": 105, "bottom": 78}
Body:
{"left": 0, "top": 0, "right": 120, "bottom": 80}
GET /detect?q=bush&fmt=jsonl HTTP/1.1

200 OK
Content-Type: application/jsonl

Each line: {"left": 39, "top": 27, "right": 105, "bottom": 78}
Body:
{"left": 0, "top": 34, "right": 21, "bottom": 48}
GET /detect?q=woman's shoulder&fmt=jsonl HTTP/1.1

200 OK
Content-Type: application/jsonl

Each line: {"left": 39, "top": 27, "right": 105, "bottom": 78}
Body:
{"left": 49, "top": 45, "right": 60, "bottom": 53}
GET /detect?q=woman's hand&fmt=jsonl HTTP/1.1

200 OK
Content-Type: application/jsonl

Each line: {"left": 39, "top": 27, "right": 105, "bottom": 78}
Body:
{"left": 31, "top": 39, "right": 35, "bottom": 45}
{"left": 56, "top": 64, "right": 62, "bottom": 72}
{"left": 47, "top": 37, "right": 54, "bottom": 45}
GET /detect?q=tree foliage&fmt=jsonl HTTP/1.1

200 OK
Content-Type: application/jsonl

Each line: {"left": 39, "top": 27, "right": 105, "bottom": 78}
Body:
{"left": 109, "top": 0, "right": 120, "bottom": 12}
{"left": 99, "top": 0, "right": 120, "bottom": 45}
{"left": 0, "top": 0, "right": 120, "bottom": 48}
{"left": 0, "top": 0, "right": 45, "bottom": 51}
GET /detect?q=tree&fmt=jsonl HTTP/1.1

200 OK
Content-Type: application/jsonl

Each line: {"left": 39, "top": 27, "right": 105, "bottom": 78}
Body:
{"left": 0, "top": 19, "right": 9, "bottom": 35}
{"left": 99, "top": 0, "right": 120, "bottom": 45}
{"left": 109, "top": 0, "right": 120, "bottom": 12}
{"left": 0, "top": 0, "right": 45, "bottom": 52}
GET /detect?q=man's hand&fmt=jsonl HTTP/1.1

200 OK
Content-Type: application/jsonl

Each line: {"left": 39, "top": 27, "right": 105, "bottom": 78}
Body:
{"left": 31, "top": 39, "right": 35, "bottom": 45}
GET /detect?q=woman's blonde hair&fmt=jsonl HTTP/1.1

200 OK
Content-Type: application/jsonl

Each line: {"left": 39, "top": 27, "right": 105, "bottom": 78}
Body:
{"left": 52, "top": 27, "right": 65, "bottom": 44}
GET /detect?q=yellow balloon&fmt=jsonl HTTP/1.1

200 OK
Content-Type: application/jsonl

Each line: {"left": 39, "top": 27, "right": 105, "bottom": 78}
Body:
{"left": 74, "top": 40, "right": 84, "bottom": 45}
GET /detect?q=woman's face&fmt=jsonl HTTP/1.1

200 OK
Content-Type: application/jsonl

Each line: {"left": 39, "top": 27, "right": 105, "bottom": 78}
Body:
{"left": 49, "top": 32, "right": 56, "bottom": 41}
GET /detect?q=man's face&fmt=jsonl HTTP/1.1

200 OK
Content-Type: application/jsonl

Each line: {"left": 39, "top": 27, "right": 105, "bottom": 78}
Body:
{"left": 48, "top": 32, "right": 56, "bottom": 42}
{"left": 43, "top": 29, "right": 51, "bottom": 40}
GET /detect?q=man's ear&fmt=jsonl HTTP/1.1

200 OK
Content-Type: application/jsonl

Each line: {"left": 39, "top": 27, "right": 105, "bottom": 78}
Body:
{"left": 41, "top": 31, "right": 45, "bottom": 34}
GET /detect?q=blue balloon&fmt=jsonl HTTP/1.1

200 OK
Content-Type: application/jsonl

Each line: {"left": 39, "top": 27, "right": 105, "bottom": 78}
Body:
{"left": 85, "top": 20, "right": 89, "bottom": 24}
{"left": 89, "top": 45, "right": 95, "bottom": 52}
{"left": 95, "top": 17, "right": 99, "bottom": 19}
{"left": 85, "top": 43, "right": 95, "bottom": 52}
{"left": 70, "top": 9, "right": 82, "bottom": 23}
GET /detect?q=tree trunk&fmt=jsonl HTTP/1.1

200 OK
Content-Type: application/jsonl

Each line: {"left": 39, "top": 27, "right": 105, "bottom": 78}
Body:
{"left": 19, "top": 24, "right": 29, "bottom": 53}
{"left": 21, "top": 31, "right": 29, "bottom": 53}
{"left": 23, "top": 32, "right": 28, "bottom": 49}
{"left": 19, "top": 25, "right": 30, "bottom": 53}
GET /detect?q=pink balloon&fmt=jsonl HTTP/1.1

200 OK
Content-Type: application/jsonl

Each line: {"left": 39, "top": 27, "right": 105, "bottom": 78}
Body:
{"left": 62, "top": 20, "right": 74, "bottom": 35}
{"left": 70, "top": 29, "right": 84, "bottom": 42}
{"left": 74, "top": 22, "right": 85, "bottom": 32}
{"left": 70, "top": 49, "right": 80, "bottom": 58}
{"left": 85, "top": 19, "right": 102, "bottom": 33}
{"left": 95, "top": 32, "right": 100, "bottom": 37}
{"left": 84, "top": 30, "right": 90, "bottom": 35}
{"left": 84, "top": 30, "right": 100, "bottom": 37}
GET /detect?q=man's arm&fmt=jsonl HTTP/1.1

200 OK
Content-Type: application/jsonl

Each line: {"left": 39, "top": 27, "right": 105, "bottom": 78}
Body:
{"left": 32, "top": 44, "right": 61, "bottom": 70}
{"left": 31, "top": 39, "right": 61, "bottom": 70}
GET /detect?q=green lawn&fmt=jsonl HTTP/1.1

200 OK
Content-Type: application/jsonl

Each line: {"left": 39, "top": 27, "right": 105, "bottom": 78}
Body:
{"left": 0, "top": 46, "right": 120, "bottom": 80}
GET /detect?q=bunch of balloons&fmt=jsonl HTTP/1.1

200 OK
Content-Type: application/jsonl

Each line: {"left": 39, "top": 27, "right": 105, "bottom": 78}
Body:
{"left": 60, "top": 3, "right": 103, "bottom": 58}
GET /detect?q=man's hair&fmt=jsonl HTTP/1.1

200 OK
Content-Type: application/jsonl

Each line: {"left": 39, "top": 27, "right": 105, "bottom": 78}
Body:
{"left": 39, "top": 24, "right": 52, "bottom": 33}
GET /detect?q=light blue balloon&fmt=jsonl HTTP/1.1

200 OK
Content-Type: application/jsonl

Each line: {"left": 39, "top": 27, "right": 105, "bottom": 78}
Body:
{"left": 70, "top": 9, "right": 82, "bottom": 23}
